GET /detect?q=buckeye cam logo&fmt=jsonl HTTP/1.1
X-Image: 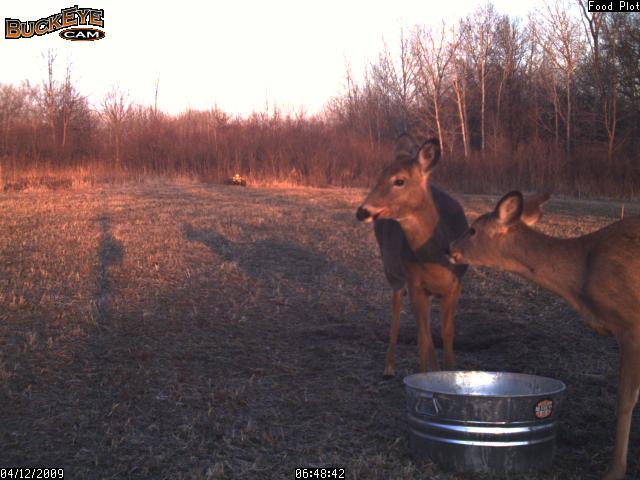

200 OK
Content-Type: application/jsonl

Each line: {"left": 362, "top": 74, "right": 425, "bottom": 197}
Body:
{"left": 5, "top": 5, "right": 105, "bottom": 41}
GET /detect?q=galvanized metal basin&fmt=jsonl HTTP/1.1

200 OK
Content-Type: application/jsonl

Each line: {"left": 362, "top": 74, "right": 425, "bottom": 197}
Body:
{"left": 404, "top": 371, "right": 566, "bottom": 476}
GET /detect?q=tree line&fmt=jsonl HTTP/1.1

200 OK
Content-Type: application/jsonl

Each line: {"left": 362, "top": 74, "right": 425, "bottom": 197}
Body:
{"left": 0, "top": 1, "right": 639, "bottom": 196}
{"left": 0, "top": 49, "right": 383, "bottom": 188}
{"left": 329, "top": 2, "right": 640, "bottom": 196}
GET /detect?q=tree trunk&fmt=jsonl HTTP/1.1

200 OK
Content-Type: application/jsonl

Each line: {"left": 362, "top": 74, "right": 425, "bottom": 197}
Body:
{"left": 608, "top": 82, "right": 617, "bottom": 161}
{"left": 453, "top": 65, "right": 469, "bottom": 157}
{"left": 552, "top": 81, "right": 559, "bottom": 146}
{"left": 495, "top": 73, "right": 507, "bottom": 150}
{"left": 565, "top": 73, "right": 571, "bottom": 156}
{"left": 480, "top": 60, "right": 486, "bottom": 152}
{"left": 115, "top": 125, "right": 121, "bottom": 168}
{"left": 432, "top": 89, "right": 444, "bottom": 155}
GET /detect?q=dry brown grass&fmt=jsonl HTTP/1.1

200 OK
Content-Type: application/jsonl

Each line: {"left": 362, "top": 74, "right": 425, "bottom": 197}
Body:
{"left": 0, "top": 183, "right": 638, "bottom": 479}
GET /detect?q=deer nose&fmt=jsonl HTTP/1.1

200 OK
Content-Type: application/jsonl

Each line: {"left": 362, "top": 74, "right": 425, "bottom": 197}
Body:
{"left": 356, "top": 206, "right": 370, "bottom": 222}
{"left": 447, "top": 246, "right": 463, "bottom": 264}
{"left": 444, "top": 247, "right": 455, "bottom": 264}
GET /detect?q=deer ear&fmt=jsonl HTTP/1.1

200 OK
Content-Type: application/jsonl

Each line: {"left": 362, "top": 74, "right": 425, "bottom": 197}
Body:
{"left": 522, "top": 192, "right": 550, "bottom": 226}
{"left": 495, "top": 191, "right": 524, "bottom": 225}
{"left": 416, "top": 138, "right": 440, "bottom": 175}
{"left": 393, "top": 133, "right": 417, "bottom": 159}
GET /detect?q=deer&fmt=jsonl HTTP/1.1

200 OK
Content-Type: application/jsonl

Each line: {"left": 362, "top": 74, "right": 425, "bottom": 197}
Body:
{"left": 356, "top": 134, "right": 468, "bottom": 377}
{"left": 449, "top": 191, "right": 640, "bottom": 480}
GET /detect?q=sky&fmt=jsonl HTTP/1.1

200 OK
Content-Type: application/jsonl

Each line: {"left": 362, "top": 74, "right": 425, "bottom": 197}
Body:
{"left": 1, "top": 0, "right": 540, "bottom": 117}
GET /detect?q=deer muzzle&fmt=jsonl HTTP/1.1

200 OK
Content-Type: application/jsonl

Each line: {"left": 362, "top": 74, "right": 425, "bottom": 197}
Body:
{"left": 356, "top": 206, "right": 372, "bottom": 222}
{"left": 447, "top": 241, "right": 466, "bottom": 264}
{"left": 447, "top": 250, "right": 464, "bottom": 264}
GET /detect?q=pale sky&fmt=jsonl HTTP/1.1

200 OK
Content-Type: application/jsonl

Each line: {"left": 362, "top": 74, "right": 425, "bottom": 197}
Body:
{"left": 1, "top": 1, "right": 539, "bottom": 117}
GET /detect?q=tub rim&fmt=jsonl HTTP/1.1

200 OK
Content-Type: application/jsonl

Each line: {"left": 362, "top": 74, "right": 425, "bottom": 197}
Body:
{"left": 404, "top": 370, "right": 567, "bottom": 399}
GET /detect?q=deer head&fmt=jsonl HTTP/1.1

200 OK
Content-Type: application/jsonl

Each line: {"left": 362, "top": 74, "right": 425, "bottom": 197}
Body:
{"left": 449, "top": 191, "right": 550, "bottom": 266}
{"left": 356, "top": 134, "right": 440, "bottom": 225}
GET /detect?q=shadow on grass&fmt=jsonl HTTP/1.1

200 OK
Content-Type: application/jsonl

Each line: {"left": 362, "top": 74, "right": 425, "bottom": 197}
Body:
{"left": 182, "top": 222, "right": 331, "bottom": 284}
{"left": 95, "top": 215, "right": 124, "bottom": 327}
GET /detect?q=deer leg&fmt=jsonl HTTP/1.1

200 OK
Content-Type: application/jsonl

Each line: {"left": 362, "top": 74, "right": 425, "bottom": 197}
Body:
{"left": 604, "top": 332, "right": 640, "bottom": 480}
{"left": 383, "top": 289, "right": 404, "bottom": 378}
{"left": 408, "top": 283, "right": 437, "bottom": 372}
{"left": 440, "top": 280, "right": 461, "bottom": 371}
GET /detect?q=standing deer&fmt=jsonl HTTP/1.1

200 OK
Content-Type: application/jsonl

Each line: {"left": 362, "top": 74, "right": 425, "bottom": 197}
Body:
{"left": 449, "top": 191, "right": 640, "bottom": 480}
{"left": 356, "top": 135, "right": 468, "bottom": 376}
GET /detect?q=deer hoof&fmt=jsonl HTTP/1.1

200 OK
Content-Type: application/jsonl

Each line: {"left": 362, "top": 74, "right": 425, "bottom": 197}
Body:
{"left": 383, "top": 365, "right": 396, "bottom": 378}
{"left": 602, "top": 466, "right": 626, "bottom": 480}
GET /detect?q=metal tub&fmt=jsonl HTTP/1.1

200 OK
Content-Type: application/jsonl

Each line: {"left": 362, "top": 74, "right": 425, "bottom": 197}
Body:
{"left": 404, "top": 371, "right": 566, "bottom": 475}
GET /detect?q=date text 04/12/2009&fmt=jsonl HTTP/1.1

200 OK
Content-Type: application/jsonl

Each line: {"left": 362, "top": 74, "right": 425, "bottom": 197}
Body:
{"left": 0, "top": 468, "right": 64, "bottom": 479}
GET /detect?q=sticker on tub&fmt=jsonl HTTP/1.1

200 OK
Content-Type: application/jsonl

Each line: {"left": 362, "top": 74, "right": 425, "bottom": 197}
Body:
{"left": 534, "top": 399, "right": 553, "bottom": 419}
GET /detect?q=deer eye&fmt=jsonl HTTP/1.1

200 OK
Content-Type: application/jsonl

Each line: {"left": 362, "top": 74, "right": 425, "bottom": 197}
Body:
{"left": 468, "top": 228, "right": 476, "bottom": 237}
{"left": 393, "top": 178, "right": 405, "bottom": 187}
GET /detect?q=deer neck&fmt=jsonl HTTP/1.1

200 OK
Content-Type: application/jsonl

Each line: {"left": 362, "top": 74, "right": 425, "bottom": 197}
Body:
{"left": 397, "top": 187, "right": 440, "bottom": 255}
{"left": 502, "top": 226, "right": 587, "bottom": 311}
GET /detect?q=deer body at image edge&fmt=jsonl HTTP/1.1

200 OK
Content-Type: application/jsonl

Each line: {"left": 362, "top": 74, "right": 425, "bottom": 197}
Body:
{"left": 450, "top": 192, "right": 640, "bottom": 480}
{"left": 356, "top": 135, "right": 468, "bottom": 376}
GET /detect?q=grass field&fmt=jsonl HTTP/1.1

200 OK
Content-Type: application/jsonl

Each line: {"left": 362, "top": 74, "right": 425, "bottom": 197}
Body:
{"left": 0, "top": 182, "right": 638, "bottom": 479}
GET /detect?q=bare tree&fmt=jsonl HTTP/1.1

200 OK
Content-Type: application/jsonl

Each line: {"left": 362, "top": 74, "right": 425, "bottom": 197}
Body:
{"left": 493, "top": 15, "right": 525, "bottom": 149}
{"left": 452, "top": 20, "right": 471, "bottom": 157}
{"left": 452, "top": 56, "right": 470, "bottom": 157}
{"left": 0, "top": 84, "right": 25, "bottom": 155}
{"left": 579, "top": 4, "right": 620, "bottom": 161}
{"left": 615, "top": 14, "right": 640, "bottom": 153}
{"left": 522, "top": 16, "right": 541, "bottom": 143}
{"left": 413, "top": 21, "right": 457, "bottom": 152}
{"left": 154, "top": 76, "right": 160, "bottom": 117}
{"left": 396, "top": 26, "right": 415, "bottom": 129}
{"left": 366, "top": 29, "right": 416, "bottom": 136}
{"left": 41, "top": 50, "right": 58, "bottom": 158}
{"left": 60, "top": 62, "right": 83, "bottom": 159}
{"left": 539, "top": 0, "right": 584, "bottom": 155}
{"left": 463, "top": 4, "right": 497, "bottom": 152}
{"left": 101, "top": 87, "right": 131, "bottom": 168}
